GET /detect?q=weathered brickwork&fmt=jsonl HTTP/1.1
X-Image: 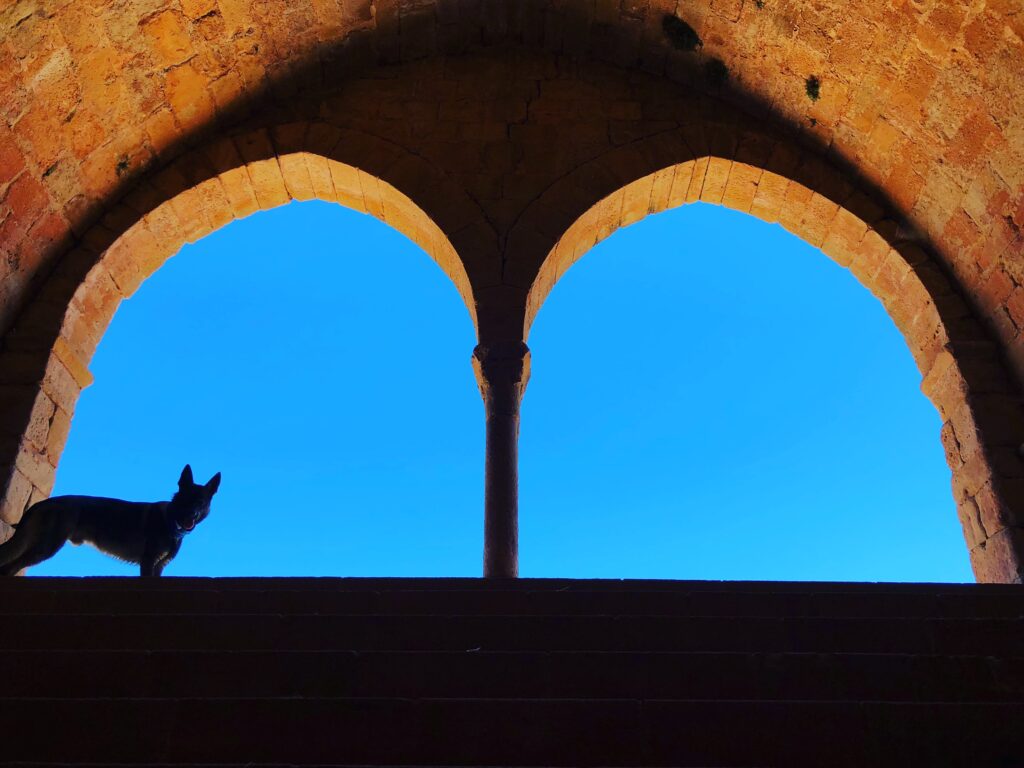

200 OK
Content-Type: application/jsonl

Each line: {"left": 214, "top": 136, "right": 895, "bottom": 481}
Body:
{"left": 0, "top": 1, "right": 1022, "bottom": 579}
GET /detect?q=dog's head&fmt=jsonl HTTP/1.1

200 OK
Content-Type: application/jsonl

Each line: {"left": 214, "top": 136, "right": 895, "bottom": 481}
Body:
{"left": 170, "top": 464, "right": 221, "bottom": 534}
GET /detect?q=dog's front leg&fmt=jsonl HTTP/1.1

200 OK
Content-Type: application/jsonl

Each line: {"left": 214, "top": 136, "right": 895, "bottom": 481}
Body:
{"left": 140, "top": 554, "right": 162, "bottom": 577}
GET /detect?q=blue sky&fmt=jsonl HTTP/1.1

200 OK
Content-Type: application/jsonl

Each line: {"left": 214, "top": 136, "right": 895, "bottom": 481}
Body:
{"left": 32, "top": 199, "right": 974, "bottom": 581}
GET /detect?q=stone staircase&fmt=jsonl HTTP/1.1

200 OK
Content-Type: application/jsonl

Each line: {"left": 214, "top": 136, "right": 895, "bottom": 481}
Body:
{"left": 1, "top": 577, "right": 1022, "bottom": 766}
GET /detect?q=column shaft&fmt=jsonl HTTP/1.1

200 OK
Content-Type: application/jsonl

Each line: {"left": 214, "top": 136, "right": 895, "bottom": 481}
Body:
{"left": 473, "top": 342, "right": 530, "bottom": 578}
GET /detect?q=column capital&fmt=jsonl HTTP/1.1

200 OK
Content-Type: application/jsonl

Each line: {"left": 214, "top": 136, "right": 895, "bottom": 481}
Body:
{"left": 472, "top": 341, "right": 531, "bottom": 414}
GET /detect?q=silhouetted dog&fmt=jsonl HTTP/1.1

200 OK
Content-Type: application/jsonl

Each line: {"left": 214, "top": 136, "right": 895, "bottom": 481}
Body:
{"left": 0, "top": 465, "right": 220, "bottom": 577}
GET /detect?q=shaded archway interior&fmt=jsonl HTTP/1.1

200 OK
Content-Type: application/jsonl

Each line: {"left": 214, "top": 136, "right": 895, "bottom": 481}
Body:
{"left": 522, "top": 200, "right": 972, "bottom": 581}
{"left": 39, "top": 199, "right": 485, "bottom": 577}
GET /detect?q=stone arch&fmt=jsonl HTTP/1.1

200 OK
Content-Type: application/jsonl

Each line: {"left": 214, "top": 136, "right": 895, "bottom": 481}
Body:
{"left": 2, "top": 0, "right": 1022, "bottom": 579}
{"left": 511, "top": 130, "right": 1024, "bottom": 583}
{"left": 0, "top": 120, "right": 483, "bottom": 535}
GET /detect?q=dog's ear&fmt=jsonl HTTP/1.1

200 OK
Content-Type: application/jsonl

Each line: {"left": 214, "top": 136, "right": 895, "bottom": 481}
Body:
{"left": 179, "top": 464, "right": 194, "bottom": 488}
{"left": 206, "top": 472, "right": 221, "bottom": 495}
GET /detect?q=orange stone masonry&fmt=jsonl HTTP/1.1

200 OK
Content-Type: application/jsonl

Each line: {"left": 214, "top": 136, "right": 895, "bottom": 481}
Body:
{"left": 0, "top": 0, "right": 1022, "bottom": 579}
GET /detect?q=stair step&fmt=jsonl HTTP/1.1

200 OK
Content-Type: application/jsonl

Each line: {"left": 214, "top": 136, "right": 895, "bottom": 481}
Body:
{"left": 8, "top": 576, "right": 1013, "bottom": 592}
{"left": 2, "top": 578, "right": 1021, "bottom": 619}
{"left": 2, "top": 612, "right": 1021, "bottom": 654}
{"left": 4, "top": 578, "right": 1022, "bottom": 766}
{"left": 2, "top": 649, "right": 1018, "bottom": 701}
{"left": 1, "top": 697, "right": 1021, "bottom": 766}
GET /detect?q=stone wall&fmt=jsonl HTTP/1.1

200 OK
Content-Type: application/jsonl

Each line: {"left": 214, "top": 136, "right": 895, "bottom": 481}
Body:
{"left": 1, "top": 0, "right": 1021, "bottom": 578}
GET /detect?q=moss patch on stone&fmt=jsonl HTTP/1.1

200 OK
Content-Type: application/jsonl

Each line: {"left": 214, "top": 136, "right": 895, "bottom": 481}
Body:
{"left": 662, "top": 15, "right": 702, "bottom": 51}
{"left": 805, "top": 75, "right": 821, "bottom": 101}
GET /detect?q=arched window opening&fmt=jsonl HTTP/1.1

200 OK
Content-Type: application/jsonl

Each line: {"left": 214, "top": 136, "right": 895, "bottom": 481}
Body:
{"left": 30, "top": 201, "right": 482, "bottom": 577}
{"left": 521, "top": 202, "right": 972, "bottom": 582}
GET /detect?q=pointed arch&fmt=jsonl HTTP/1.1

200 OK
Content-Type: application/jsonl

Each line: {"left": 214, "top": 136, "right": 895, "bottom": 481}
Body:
{"left": 0, "top": 121, "right": 483, "bottom": 530}
{"left": 510, "top": 129, "right": 1024, "bottom": 582}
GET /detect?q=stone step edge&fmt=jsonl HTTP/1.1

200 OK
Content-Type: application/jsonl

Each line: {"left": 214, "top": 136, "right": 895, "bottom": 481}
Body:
{"left": 4, "top": 696, "right": 1023, "bottom": 705}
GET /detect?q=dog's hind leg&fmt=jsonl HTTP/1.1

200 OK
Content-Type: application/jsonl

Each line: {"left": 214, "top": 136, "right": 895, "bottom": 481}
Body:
{"left": 0, "top": 527, "right": 33, "bottom": 576}
{"left": 0, "top": 532, "right": 71, "bottom": 575}
{"left": 0, "top": 511, "right": 73, "bottom": 575}
{"left": 0, "top": 552, "right": 34, "bottom": 576}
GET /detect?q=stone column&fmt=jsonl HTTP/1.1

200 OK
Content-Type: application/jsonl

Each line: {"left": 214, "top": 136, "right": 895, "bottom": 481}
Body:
{"left": 472, "top": 341, "right": 530, "bottom": 578}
